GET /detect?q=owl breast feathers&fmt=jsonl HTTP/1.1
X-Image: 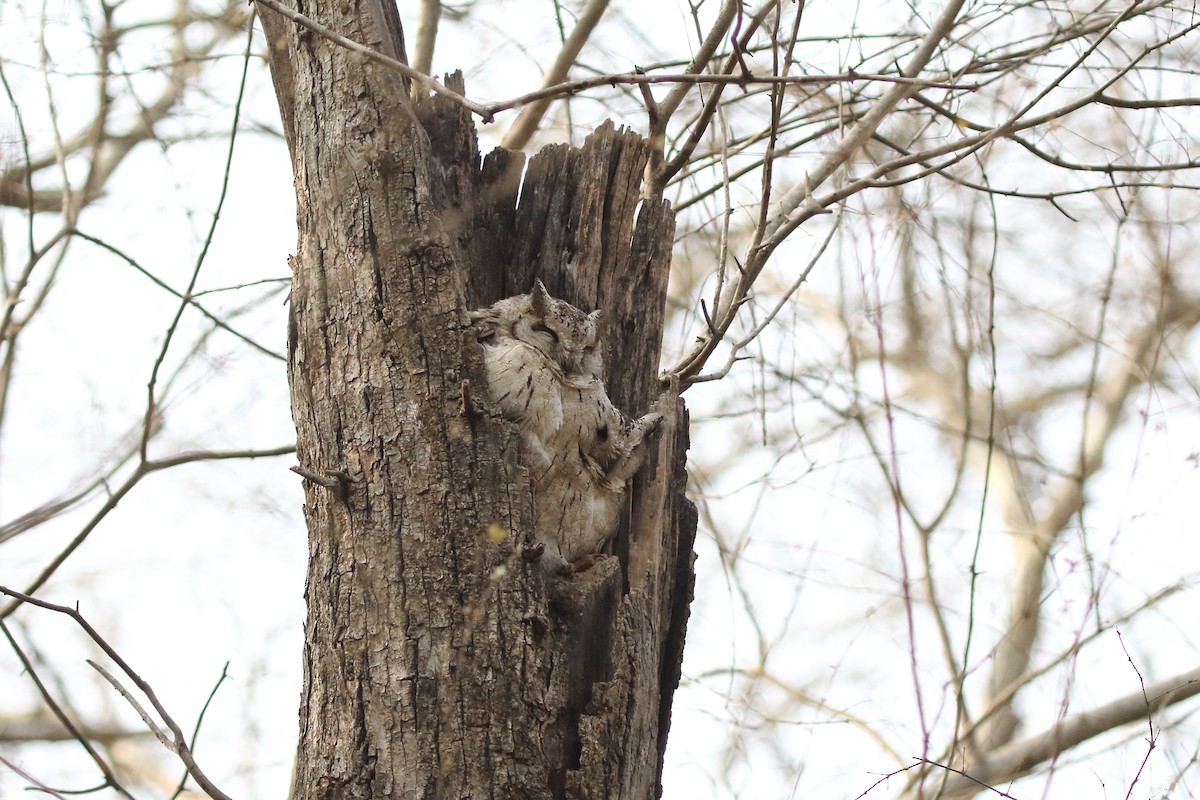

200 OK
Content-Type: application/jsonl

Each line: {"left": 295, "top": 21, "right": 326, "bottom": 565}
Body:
{"left": 471, "top": 281, "right": 661, "bottom": 575}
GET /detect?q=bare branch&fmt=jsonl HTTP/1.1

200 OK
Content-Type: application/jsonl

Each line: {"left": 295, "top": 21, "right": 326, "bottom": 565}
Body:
{"left": 0, "top": 587, "right": 235, "bottom": 800}
{"left": 257, "top": 0, "right": 973, "bottom": 132}
{"left": 501, "top": 0, "right": 612, "bottom": 149}
{"left": 411, "top": 0, "right": 441, "bottom": 77}
{"left": 981, "top": 293, "right": 1200, "bottom": 749}
{"left": 654, "top": 0, "right": 782, "bottom": 192}
{"left": 0, "top": 444, "right": 294, "bottom": 620}
{"left": 663, "top": 0, "right": 971, "bottom": 384}
{"left": 252, "top": 0, "right": 491, "bottom": 119}
{"left": 935, "top": 664, "right": 1200, "bottom": 798}
{"left": 0, "top": 621, "right": 136, "bottom": 798}
{"left": 0, "top": 713, "right": 144, "bottom": 744}
{"left": 656, "top": 0, "right": 740, "bottom": 125}
{"left": 88, "top": 661, "right": 173, "bottom": 750}
{"left": 760, "top": 0, "right": 969, "bottom": 245}
{"left": 0, "top": 754, "right": 71, "bottom": 800}
{"left": 73, "top": 230, "right": 285, "bottom": 362}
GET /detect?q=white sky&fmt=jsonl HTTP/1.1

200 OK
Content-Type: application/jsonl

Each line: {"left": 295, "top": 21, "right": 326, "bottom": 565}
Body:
{"left": 1, "top": 1, "right": 1199, "bottom": 798}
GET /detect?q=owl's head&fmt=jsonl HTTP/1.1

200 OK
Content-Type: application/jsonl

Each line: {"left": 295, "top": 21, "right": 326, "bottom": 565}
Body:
{"left": 515, "top": 280, "right": 603, "bottom": 379}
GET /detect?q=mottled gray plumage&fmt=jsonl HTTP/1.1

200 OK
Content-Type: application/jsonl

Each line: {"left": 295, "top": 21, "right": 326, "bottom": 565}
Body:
{"left": 472, "top": 284, "right": 661, "bottom": 575}
{"left": 469, "top": 279, "right": 605, "bottom": 382}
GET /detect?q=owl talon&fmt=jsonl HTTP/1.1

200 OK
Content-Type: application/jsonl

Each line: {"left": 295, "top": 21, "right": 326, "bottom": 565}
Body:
{"left": 571, "top": 554, "right": 599, "bottom": 574}
{"left": 522, "top": 541, "right": 545, "bottom": 562}
{"left": 540, "top": 549, "right": 574, "bottom": 577}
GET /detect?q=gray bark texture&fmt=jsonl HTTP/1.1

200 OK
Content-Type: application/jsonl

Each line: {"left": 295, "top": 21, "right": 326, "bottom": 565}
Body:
{"left": 260, "top": 3, "right": 697, "bottom": 798}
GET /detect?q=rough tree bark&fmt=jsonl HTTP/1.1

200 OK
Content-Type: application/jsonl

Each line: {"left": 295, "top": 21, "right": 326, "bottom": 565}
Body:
{"left": 259, "top": 2, "right": 696, "bottom": 798}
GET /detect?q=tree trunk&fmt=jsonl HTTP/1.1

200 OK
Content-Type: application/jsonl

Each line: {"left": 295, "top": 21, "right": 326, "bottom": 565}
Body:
{"left": 260, "top": 3, "right": 696, "bottom": 798}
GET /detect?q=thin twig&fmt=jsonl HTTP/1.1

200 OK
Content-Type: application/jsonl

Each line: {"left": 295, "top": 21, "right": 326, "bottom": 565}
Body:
{"left": 169, "top": 662, "right": 232, "bottom": 800}
{"left": 72, "top": 230, "right": 285, "bottom": 362}
{"left": 493, "top": 70, "right": 975, "bottom": 121}
{"left": 0, "top": 620, "right": 136, "bottom": 798}
{"left": 256, "top": 0, "right": 973, "bottom": 128}
{"left": 501, "top": 0, "right": 611, "bottom": 149}
{"left": 0, "top": 586, "right": 235, "bottom": 800}
{"left": 88, "top": 660, "right": 173, "bottom": 749}
{"left": 0, "top": 753, "right": 71, "bottom": 800}
{"left": 141, "top": 14, "right": 256, "bottom": 460}
{"left": 665, "top": 0, "right": 971, "bottom": 385}
{"left": 252, "top": 0, "right": 491, "bottom": 119}
{"left": 657, "top": 0, "right": 782, "bottom": 190}
{"left": 0, "top": 444, "right": 294, "bottom": 620}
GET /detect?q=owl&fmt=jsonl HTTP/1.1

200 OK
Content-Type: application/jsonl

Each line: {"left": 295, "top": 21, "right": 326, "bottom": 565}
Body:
{"left": 469, "top": 279, "right": 605, "bottom": 383}
{"left": 529, "top": 391, "right": 662, "bottom": 574}
{"left": 472, "top": 284, "right": 661, "bottom": 575}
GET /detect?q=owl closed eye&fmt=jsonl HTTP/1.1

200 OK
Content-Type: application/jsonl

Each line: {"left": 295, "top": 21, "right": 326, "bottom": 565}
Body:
{"left": 475, "top": 279, "right": 605, "bottom": 381}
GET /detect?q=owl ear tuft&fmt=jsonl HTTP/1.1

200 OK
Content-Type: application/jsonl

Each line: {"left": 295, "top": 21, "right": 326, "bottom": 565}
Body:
{"left": 586, "top": 309, "right": 602, "bottom": 326}
{"left": 530, "top": 279, "right": 551, "bottom": 315}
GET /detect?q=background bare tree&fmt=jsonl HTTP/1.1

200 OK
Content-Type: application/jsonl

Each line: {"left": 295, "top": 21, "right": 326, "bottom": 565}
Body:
{"left": 2, "top": 0, "right": 1200, "bottom": 797}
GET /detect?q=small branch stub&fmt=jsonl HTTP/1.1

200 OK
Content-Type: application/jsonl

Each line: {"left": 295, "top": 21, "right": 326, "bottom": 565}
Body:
{"left": 290, "top": 465, "right": 350, "bottom": 500}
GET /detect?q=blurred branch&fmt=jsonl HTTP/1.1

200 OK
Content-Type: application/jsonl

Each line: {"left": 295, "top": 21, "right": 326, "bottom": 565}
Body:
{"left": 980, "top": 292, "right": 1200, "bottom": 749}
{"left": 0, "top": 620, "right": 136, "bottom": 798}
{"left": 934, "top": 664, "right": 1200, "bottom": 799}
{"left": 0, "top": 587, "right": 234, "bottom": 800}
{"left": 501, "top": 0, "right": 611, "bottom": 149}
{"left": 0, "top": 712, "right": 145, "bottom": 744}
{"left": 0, "top": 754, "right": 71, "bottom": 800}
{"left": 411, "top": 0, "right": 440, "bottom": 77}
{"left": 0, "top": 444, "right": 295, "bottom": 620}
{"left": 0, "top": 5, "right": 245, "bottom": 213}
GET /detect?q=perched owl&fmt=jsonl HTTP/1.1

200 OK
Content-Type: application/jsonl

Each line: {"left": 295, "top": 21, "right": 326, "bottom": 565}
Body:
{"left": 469, "top": 279, "right": 605, "bottom": 382}
{"left": 472, "top": 284, "right": 661, "bottom": 575}
{"left": 529, "top": 394, "right": 662, "bottom": 574}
